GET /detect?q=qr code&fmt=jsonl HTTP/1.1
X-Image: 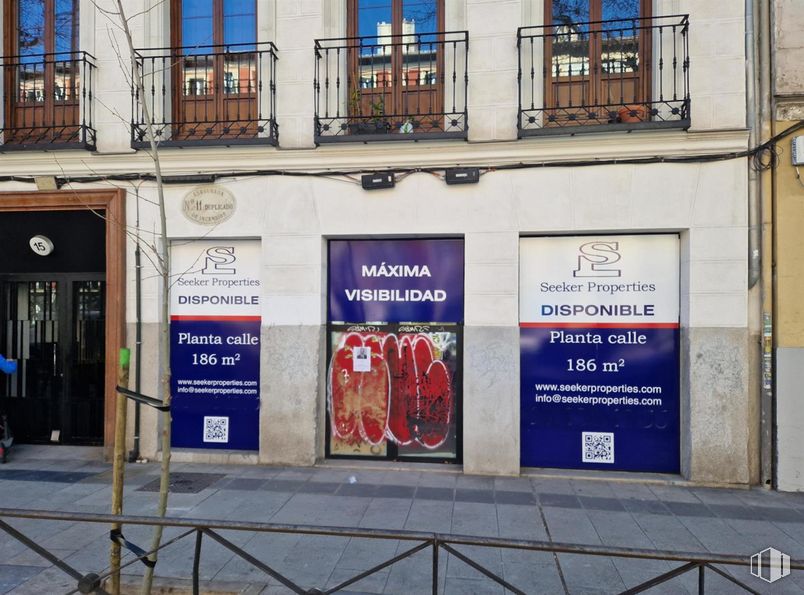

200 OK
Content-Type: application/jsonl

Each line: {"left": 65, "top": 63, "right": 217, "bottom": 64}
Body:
{"left": 203, "top": 416, "right": 229, "bottom": 443}
{"left": 582, "top": 432, "right": 614, "bottom": 464}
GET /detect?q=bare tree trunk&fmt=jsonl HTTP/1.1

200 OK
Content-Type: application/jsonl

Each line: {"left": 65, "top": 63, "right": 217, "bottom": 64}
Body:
{"left": 112, "top": 2, "right": 172, "bottom": 593}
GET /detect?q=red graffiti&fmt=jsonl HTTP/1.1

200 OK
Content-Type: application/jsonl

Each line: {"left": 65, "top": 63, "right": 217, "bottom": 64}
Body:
{"left": 328, "top": 331, "right": 453, "bottom": 450}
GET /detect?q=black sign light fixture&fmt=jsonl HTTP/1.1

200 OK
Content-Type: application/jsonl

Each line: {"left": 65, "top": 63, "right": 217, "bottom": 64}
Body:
{"left": 445, "top": 167, "right": 480, "bottom": 185}
{"left": 361, "top": 172, "right": 395, "bottom": 190}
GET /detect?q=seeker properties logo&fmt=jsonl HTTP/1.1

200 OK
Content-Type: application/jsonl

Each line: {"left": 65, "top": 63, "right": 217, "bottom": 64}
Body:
{"left": 751, "top": 548, "right": 791, "bottom": 584}
{"left": 202, "top": 246, "right": 237, "bottom": 275}
{"left": 573, "top": 241, "right": 622, "bottom": 278}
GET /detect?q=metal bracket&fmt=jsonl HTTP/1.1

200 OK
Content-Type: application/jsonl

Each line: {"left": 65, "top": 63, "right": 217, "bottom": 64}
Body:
{"left": 116, "top": 386, "right": 170, "bottom": 411}
{"left": 109, "top": 528, "right": 156, "bottom": 568}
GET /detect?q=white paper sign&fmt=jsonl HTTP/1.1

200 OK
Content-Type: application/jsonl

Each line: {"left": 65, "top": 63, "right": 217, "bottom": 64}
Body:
{"left": 352, "top": 346, "right": 371, "bottom": 372}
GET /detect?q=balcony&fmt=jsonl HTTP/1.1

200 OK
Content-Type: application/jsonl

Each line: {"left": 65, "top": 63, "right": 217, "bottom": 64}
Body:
{"left": 518, "top": 15, "right": 690, "bottom": 136}
{"left": 131, "top": 42, "right": 278, "bottom": 148}
{"left": 314, "top": 31, "right": 468, "bottom": 143}
{"left": 1, "top": 51, "right": 96, "bottom": 151}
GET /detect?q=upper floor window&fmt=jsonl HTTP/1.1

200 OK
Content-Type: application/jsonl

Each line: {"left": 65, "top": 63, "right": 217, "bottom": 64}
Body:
{"left": 172, "top": 0, "right": 258, "bottom": 140}
{"left": 3, "top": 0, "right": 95, "bottom": 149}
{"left": 518, "top": 0, "right": 690, "bottom": 135}
{"left": 315, "top": 0, "right": 468, "bottom": 142}
{"left": 546, "top": 0, "right": 649, "bottom": 118}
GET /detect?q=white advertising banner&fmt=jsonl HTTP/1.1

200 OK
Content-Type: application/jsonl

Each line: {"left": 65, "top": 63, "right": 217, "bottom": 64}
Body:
{"left": 520, "top": 234, "right": 679, "bottom": 326}
{"left": 171, "top": 240, "right": 262, "bottom": 318}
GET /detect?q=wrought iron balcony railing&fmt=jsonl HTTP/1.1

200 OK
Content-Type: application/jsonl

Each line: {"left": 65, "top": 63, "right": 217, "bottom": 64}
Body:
{"left": 314, "top": 31, "right": 468, "bottom": 143}
{"left": 131, "top": 42, "right": 278, "bottom": 148}
{"left": 1, "top": 51, "right": 96, "bottom": 150}
{"left": 518, "top": 15, "right": 690, "bottom": 136}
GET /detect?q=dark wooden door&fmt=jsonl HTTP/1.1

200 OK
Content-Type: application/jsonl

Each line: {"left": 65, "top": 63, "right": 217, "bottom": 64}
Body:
{"left": 545, "top": 0, "right": 650, "bottom": 124}
{"left": 0, "top": 275, "right": 105, "bottom": 445}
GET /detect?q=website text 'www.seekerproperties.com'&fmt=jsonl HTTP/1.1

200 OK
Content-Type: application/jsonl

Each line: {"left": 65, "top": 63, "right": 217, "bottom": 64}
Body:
{"left": 533, "top": 383, "right": 663, "bottom": 406}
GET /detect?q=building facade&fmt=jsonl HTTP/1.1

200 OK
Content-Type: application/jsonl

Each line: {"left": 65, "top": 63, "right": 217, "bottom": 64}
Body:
{"left": 771, "top": 0, "right": 804, "bottom": 491}
{"left": 0, "top": 0, "right": 765, "bottom": 486}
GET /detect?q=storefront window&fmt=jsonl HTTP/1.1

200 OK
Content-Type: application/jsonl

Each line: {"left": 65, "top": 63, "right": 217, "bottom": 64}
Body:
{"left": 327, "top": 238, "right": 464, "bottom": 462}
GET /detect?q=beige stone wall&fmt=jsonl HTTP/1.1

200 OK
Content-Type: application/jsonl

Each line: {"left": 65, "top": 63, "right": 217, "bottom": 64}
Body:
{"left": 774, "top": 0, "right": 804, "bottom": 97}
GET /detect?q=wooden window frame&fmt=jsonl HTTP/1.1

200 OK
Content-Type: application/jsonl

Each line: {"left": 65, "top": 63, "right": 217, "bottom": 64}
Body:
{"left": 169, "top": 0, "right": 258, "bottom": 139}
{"left": 345, "top": 0, "right": 446, "bottom": 129}
{"left": 3, "top": 0, "right": 80, "bottom": 141}
{"left": 543, "top": 0, "right": 652, "bottom": 119}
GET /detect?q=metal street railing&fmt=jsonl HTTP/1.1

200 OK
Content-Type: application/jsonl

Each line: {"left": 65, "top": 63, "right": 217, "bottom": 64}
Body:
{"left": 1, "top": 507, "right": 800, "bottom": 594}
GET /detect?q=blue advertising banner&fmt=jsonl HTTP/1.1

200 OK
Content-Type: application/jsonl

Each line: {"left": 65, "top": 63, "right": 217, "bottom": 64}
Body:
{"left": 170, "top": 240, "right": 261, "bottom": 450}
{"left": 519, "top": 235, "right": 680, "bottom": 472}
{"left": 328, "top": 239, "right": 464, "bottom": 323}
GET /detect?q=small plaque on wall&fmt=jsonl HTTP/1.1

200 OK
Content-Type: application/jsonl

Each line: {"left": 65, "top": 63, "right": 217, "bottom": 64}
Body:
{"left": 182, "top": 185, "right": 236, "bottom": 226}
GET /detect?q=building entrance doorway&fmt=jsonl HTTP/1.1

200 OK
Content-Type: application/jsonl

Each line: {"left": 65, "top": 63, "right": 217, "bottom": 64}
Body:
{"left": 0, "top": 275, "right": 105, "bottom": 445}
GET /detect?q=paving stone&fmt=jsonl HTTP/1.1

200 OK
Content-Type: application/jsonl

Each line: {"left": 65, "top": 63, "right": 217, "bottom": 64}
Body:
{"left": 494, "top": 490, "right": 536, "bottom": 506}
{"left": 216, "top": 477, "right": 267, "bottom": 491}
{"left": 417, "top": 473, "right": 457, "bottom": 488}
{"left": 456, "top": 475, "right": 494, "bottom": 490}
{"left": 586, "top": 510, "right": 654, "bottom": 549}
{"left": 326, "top": 564, "right": 390, "bottom": 594}
{"left": 0, "top": 565, "right": 43, "bottom": 593}
{"left": 540, "top": 506, "right": 601, "bottom": 544}
{"left": 630, "top": 511, "right": 707, "bottom": 553}
{"left": 298, "top": 481, "right": 339, "bottom": 495}
{"left": 404, "top": 499, "right": 453, "bottom": 533}
{"left": 451, "top": 502, "right": 498, "bottom": 537}
{"left": 663, "top": 501, "right": 713, "bottom": 517}
{"left": 358, "top": 498, "right": 412, "bottom": 531}
{"left": 555, "top": 552, "right": 626, "bottom": 593}
{"left": 455, "top": 488, "right": 494, "bottom": 504}
{"left": 578, "top": 495, "right": 626, "bottom": 512}
{"left": 337, "top": 483, "right": 379, "bottom": 498}
{"left": 620, "top": 497, "right": 672, "bottom": 516}
{"left": 415, "top": 486, "right": 454, "bottom": 501}
{"left": 496, "top": 504, "right": 548, "bottom": 541}
{"left": 372, "top": 485, "right": 415, "bottom": 499}
{"left": 539, "top": 492, "right": 582, "bottom": 509}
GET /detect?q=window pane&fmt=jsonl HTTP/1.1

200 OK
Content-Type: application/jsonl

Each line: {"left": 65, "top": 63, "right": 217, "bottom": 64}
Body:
{"left": 358, "top": 0, "right": 392, "bottom": 59}
{"left": 54, "top": 0, "right": 79, "bottom": 55}
{"left": 551, "top": 0, "right": 589, "bottom": 24}
{"left": 401, "top": 1, "right": 438, "bottom": 87}
{"left": 402, "top": 0, "right": 437, "bottom": 35}
{"left": 601, "top": 0, "right": 640, "bottom": 22}
{"left": 601, "top": 0, "right": 640, "bottom": 75}
{"left": 182, "top": 0, "right": 214, "bottom": 50}
{"left": 18, "top": 0, "right": 45, "bottom": 56}
{"left": 551, "top": 1, "right": 590, "bottom": 79}
{"left": 223, "top": 0, "right": 255, "bottom": 47}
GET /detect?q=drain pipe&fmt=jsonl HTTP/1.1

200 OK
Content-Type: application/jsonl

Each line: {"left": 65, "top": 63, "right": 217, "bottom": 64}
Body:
{"left": 757, "top": 0, "right": 776, "bottom": 490}
{"left": 128, "top": 186, "right": 143, "bottom": 463}
{"left": 747, "top": 0, "right": 775, "bottom": 488}
{"left": 747, "top": 0, "right": 760, "bottom": 289}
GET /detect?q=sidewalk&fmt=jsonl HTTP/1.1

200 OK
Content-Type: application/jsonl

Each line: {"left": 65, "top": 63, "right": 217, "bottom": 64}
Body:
{"left": 0, "top": 445, "right": 802, "bottom": 594}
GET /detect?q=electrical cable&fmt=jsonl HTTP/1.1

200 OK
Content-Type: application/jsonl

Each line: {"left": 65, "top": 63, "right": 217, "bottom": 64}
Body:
{"left": 2, "top": 121, "right": 802, "bottom": 188}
